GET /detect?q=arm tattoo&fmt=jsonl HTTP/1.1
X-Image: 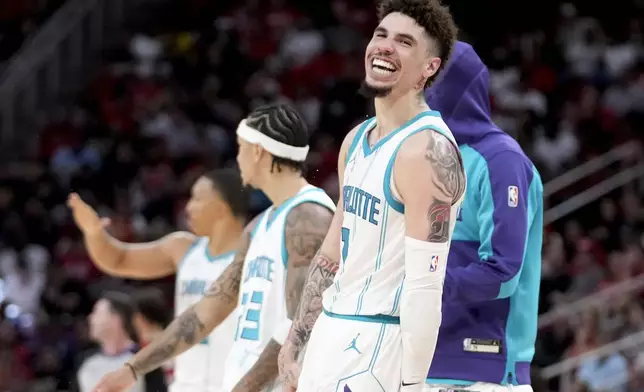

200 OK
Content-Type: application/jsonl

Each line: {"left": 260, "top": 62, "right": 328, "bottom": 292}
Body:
{"left": 233, "top": 340, "right": 281, "bottom": 392}
{"left": 130, "top": 308, "right": 205, "bottom": 375}
{"left": 424, "top": 132, "right": 465, "bottom": 243}
{"left": 204, "top": 245, "right": 245, "bottom": 304}
{"left": 427, "top": 197, "right": 451, "bottom": 243}
{"left": 284, "top": 203, "right": 333, "bottom": 317}
{"left": 424, "top": 132, "right": 464, "bottom": 200}
{"left": 204, "top": 214, "right": 258, "bottom": 303}
{"left": 289, "top": 252, "right": 339, "bottom": 356}
{"left": 130, "top": 218, "right": 260, "bottom": 376}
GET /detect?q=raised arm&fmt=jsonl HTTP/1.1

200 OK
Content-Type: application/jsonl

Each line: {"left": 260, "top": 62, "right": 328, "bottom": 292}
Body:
{"left": 278, "top": 127, "right": 357, "bottom": 389}
{"left": 92, "top": 216, "right": 261, "bottom": 392}
{"left": 68, "top": 193, "right": 191, "bottom": 278}
{"left": 393, "top": 129, "right": 465, "bottom": 389}
{"left": 126, "top": 215, "right": 261, "bottom": 377}
{"left": 233, "top": 203, "right": 333, "bottom": 391}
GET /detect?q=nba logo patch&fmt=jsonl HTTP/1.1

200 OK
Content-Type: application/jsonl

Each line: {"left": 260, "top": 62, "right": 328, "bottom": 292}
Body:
{"left": 507, "top": 186, "right": 519, "bottom": 208}
{"left": 430, "top": 255, "right": 439, "bottom": 272}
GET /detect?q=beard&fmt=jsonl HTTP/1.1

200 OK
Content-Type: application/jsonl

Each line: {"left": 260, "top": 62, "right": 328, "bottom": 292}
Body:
{"left": 358, "top": 79, "right": 392, "bottom": 98}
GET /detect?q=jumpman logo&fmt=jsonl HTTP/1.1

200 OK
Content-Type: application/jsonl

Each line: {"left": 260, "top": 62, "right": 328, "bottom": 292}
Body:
{"left": 344, "top": 333, "right": 361, "bottom": 354}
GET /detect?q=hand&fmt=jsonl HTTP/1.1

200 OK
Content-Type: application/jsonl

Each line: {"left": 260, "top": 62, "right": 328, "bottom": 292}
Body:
{"left": 278, "top": 345, "right": 300, "bottom": 392}
{"left": 67, "top": 193, "right": 111, "bottom": 236}
{"left": 93, "top": 366, "right": 136, "bottom": 392}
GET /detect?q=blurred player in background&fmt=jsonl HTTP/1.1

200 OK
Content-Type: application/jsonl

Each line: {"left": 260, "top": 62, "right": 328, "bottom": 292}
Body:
{"left": 281, "top": 0, "right": 464, "bottom": 391}
{"left": 131, "top": 288, "right": 172, "bottom": 384}
{"left": 68, "top": 168, "right": 249, "bottom": 392}
{"left": 422, "top": 41, "right": 542, "bottom": 391}
{"left": 91, "top": 103, "right": 334, "bottom": 392}
{"left": 75, "top": 292, "right": 143, "bottom": 392}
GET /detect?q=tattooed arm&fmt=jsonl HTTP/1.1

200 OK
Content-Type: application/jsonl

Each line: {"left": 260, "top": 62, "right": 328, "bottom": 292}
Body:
{"left": 397, "top": 130, "right": 465, "bottom": 241}
{"left": 277, "top": 127, "right": 357, "bottom": 388}
{"left": 233, "top": 202, "right": 333, "bottom": 391}
{"left": 394, "top": 129, "right": 465, "bottom": 387}
{"left": 124, "top": 215, "right": 261, "bottom": 377}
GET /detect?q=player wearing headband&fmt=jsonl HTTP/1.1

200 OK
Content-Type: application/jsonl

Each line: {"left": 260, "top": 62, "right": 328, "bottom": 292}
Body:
{"left": 92, "top": 103, "right": 335, "bottom": 392}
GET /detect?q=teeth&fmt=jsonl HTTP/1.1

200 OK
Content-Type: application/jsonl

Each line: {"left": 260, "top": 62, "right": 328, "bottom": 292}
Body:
{"left": 372, "top": 67, "right": 393, "bottom": 75}
{"left": 372, "top": 58, "right": 396, "bottom": 71}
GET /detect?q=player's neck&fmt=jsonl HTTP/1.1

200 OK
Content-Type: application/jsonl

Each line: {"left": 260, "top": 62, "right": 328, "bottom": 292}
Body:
{"left": 101, "top": 334, "right": 134, "bottom": 356}
{"left": 208, "top": 218, "right": 243, "bottom": 255}
{"left": 374, "top": 90, "right": 429, "bottom": 134}
{"left": 260, "top": 172, "right": 309, "bottom": 208}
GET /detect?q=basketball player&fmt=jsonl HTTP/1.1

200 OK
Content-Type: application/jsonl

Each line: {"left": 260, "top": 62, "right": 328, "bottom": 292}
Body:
{"left": 92, "top": 103, "right": 335, "bottom": 392}
{"left": 279, "top": 0, "right": 463, "bottom": 391}
{"left": 423, "top": 42, "right": 542, "bottom": 391}
{"left": 68, "top": 168, "right": 249, "bottom": 392}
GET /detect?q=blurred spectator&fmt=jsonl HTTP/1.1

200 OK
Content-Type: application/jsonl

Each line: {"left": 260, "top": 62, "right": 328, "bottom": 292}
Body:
{"left": 3, "top": 256, "right": 45, "bottom": 315}
{"left": 131, "top": 288, "right": 170, "bottom": 346}
{"left": 74, "top": 292, "right": 142, "bottom": 392}
{"left": 131, "top": 287, "right": 173, "bottom": 385}
{"left": 577, "top": 336, "right": 629, "bottom": 392}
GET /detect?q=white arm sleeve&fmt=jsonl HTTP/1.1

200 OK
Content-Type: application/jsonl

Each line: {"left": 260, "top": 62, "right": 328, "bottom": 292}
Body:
{"left": 400, "top": 236, "right": 448, "bottom": 385}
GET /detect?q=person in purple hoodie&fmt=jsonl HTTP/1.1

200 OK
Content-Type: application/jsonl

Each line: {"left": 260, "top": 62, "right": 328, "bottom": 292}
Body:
{"left": 423, "top": 41, "right": 543, "bottom": 391}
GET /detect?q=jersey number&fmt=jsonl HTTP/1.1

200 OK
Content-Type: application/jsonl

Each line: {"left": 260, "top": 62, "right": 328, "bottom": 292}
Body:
{"left": 341, "top": 227, "right": 350, "bottom": 263}
{"left": 236, "top": 290, "right": 264, "bottom": 341}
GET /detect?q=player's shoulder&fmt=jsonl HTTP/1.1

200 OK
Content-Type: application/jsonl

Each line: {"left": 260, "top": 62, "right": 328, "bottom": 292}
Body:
{"left": 343, "top": 122, "right": 363, "bottom": 146}
{"left": 244, "top": 211, "right": 266, "bottom": 236}
{"left": 346, "top": 116, "right": 374, "bottom": 141}
{"left": 396, "top": 127, "right": 459, "bottom": 169}
{"left": 160, "top": 231, "right": 199, "bottom": 262}
{"left": 163, "top": 231, "right": 198, "bottom": 245}
{"left": 466, "top": 132, "right": 538, "bottom": 186}
{"left": 284, "top": 201, "right": 334, "bottom": 233}
{"left": 470, "top": 130, "right": 533, "bottom": 166}
{"left": 341, "top": 117, "right": 373, "bottom": 156}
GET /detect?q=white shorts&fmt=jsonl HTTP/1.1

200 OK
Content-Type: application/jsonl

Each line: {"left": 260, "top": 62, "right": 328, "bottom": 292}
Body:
{"left": 298, "top": 312, "right": 402, "bottom": 392}
{"left": 424, "top": 382, "right": 533, "bottom": 392}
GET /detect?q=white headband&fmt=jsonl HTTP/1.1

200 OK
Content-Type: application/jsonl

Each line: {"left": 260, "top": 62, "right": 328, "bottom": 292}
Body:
{"left": 236, "top": 119, "right": 310, "bottom": 162}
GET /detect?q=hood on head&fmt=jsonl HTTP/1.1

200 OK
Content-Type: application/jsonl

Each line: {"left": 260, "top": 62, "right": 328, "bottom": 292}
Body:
{"left": 425, "top": 41, "right": 501, "bottom": 145}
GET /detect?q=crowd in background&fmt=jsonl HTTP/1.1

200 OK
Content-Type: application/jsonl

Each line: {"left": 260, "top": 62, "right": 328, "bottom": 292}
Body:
{"left": 0, "top": 0, "right": 643, "bottom": 390}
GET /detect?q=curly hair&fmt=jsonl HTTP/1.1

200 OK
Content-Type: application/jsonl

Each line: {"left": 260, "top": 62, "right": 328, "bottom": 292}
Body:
{"left": 377, "top": 0, "right": 457, "bottom": 88}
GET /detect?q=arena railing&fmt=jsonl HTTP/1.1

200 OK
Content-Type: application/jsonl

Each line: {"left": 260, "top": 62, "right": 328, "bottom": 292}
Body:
{"left": 543, "top": 143, "right": 639, "bottom": 198}
{"left": 538, "top": 275, "right": 644, "bottom": 329}
{"left": 540, "top": 329, "right": 644, "bottom": 380}
{"left": 537, "top": 144, "right": 644, "bottom": 330}
{"left": 544, "top": 161, "right": 644, "bottom": 225}
{"left": 0, "top": 0, "right": 139, "bottom": 152}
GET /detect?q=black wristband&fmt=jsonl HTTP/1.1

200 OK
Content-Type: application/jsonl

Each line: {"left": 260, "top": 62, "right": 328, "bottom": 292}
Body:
{"left": 125, "top": 362, "right": 138, "bottom": 381}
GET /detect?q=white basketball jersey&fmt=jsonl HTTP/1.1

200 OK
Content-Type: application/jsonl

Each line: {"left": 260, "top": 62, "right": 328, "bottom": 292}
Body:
{"left": 323, "top": 111, "right": 465, "bottom": 318}
{"left": 223, "top": 186, "right": 335, "bottom": 391}
{"left": 171, "top": 237, "right": 237, "bottom": 392}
